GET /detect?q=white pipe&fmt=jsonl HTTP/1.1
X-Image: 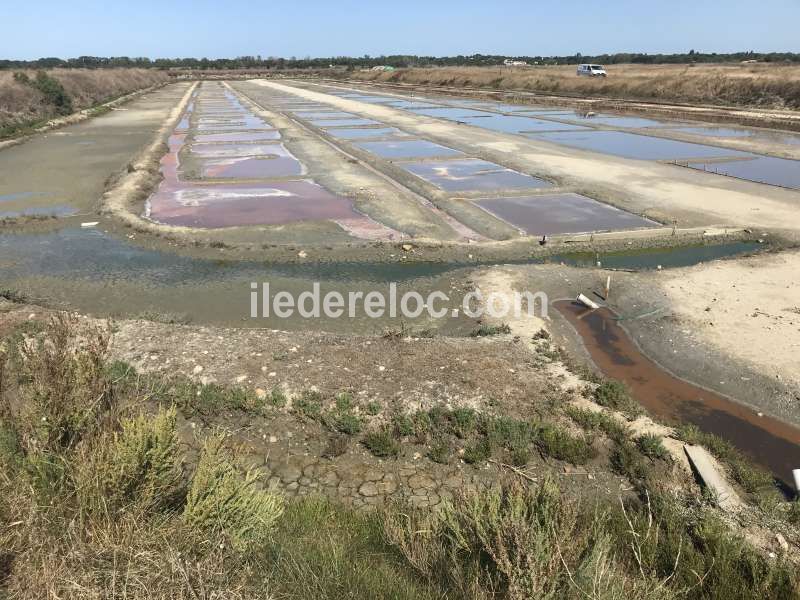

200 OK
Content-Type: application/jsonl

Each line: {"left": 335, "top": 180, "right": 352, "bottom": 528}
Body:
{"left": 576, "top": 293, "right": 600, "bottom": 310}
{"left": 793, "top": 469, "right": 800, "bottom": 495}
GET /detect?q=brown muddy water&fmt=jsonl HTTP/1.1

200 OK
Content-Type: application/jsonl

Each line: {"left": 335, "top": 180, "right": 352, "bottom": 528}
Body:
{"left": 557, "top": 300, "right": 800, "bottom": 486}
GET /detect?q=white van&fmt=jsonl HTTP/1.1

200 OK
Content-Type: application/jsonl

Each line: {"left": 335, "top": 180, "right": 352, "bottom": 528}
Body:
{"left": 577, "top": 64, "right": 607, "bottom": 77}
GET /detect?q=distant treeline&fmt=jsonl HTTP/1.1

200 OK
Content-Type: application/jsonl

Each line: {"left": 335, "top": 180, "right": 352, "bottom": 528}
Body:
{"left": 2, "top": 51, "right": 800, "bottom": 70}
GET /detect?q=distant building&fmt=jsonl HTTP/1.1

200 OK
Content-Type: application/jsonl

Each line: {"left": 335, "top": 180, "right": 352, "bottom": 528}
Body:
{"left": 370, "top": 65, "right": 396, "bottom": 71}
{"left": 503, "top": 59, "right": 529, "bottom": 67}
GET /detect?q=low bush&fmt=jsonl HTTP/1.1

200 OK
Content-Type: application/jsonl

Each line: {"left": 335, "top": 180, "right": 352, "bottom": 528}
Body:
{"left": 470, "top": 323, "right": 512, "bottom": 337}
{"left": 636, "top": 433, "right": 669, "bottom": 460}
{"left": 362, "top": 429, "right": 400, "bottom": 458}
{"left": 593, "top": 379, "right": 642, "bottom": 416}
{"left": 535, "top": 423, "right": 597, "bottom": 464}
{"left": 184, "top": 435, "right": 284, "bottom": 551}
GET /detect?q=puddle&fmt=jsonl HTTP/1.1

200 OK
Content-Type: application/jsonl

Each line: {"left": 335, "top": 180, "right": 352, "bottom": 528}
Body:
{"left": 673, "top": 127, "right": 755, "bottom": 138}
{"left": 0, "top": 84, "right": 192, "bottom": 214}
{"left": 403, "top": 159, "right": 552, "bottom": 192}
{"left": 353, "top": 139, "right": 463, "bottom": 159}
{"left": 511, "top": 107, "right": 575, "bottom": 114}
{"left": 0, "top": 205, "right": 77, "bottom": 218}
{"left": 474, "top": 193, "right": 657, "bottom": 236}
{"left": 0, "top": 227, "right": 474, "bottom": 334}
{"left": 145, "top": 83, "right": 381, "bottom": 233}
{"left": 190, "top": 143, "right": 287, "bottom": 158}
{"left": 149, "top": 180, "right": 359, "bottom": 227}
{"left": 292, "top": 111, "right": 357, "bottom": 120}
{"left": 309, "top": 118, "right": 383, "bottom": 128}
{"left": 683, "top": 156, "right": 800, "bottom": 190}
{"left": 531, "top": 130, "right": 750, "bottom": 160}
{"left": 463, "top": 114, "right": 589, "bottom": 134}
{"left": 199, "top": 155, "right": 305, "bottom": 178}
{"left": 327, "top": 127, "right": 410, "bottom": 140}
{"left": 557, "top": 301, "right": 800, "bottom": 485}
{"left": 384, "top": 101, "right": 444, "bottom": 110}
{"left": 409, "top": 107, "right": 499, "bottom": 120}
{"left": 562, "top": 114, "right": 673, "bottom": 128}
{"left": 193, "top": 131, "right": 281, "bottom": 143}
{"left": 0, "top": 192, "right": 48, "bottom": 202}
{"left": 539, "top": 241, "right": 762, "bottom": 270}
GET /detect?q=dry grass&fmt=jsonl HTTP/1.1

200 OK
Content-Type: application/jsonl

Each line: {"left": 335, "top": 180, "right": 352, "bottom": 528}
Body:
{"left": 0, "top": 316, "right": 797, "bottom": 598}
{"left": 0, "top": 68, "right": 169, "bottom": 130}
{"left": 347, "top": 63, "right": 800, "bottom": 109}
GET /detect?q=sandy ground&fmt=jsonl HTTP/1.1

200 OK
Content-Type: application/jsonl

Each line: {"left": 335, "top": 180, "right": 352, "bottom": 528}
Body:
{"left": 659, "top": 249, "right": 800, "bottom": 390}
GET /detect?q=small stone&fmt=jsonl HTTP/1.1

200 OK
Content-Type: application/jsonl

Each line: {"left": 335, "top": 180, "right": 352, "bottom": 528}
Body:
{"left": 378, "top": 365, "right": 386, "bottom": 372}
{"left": 192, "top": 365, "right": 203, "bottom": 375}
{"left": 235, "top": 375, "right": 248, "bottom": 383}
{"left": 408, "top": 474, "right": 437, "bottom": 491}
{"left": 776, "top": 533, "right": 789, "bottom": 553}
{"left": 269, "top": 435, "right": 278, "bottom": 443}
{"left": 276, "top": 464, "right": 302, "bottom": 483}
{"left": 359, "top": 482, "right": 379, "bottom": 497}
{"left": 255, "top": 388, "right": 267, "bottom": 400}
{"left": 298, "top": 250, "right": 308, "bottom": 258}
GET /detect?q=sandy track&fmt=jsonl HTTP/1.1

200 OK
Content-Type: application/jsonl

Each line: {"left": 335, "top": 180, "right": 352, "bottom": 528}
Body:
{"left": 659, "top": 249, "right": 800, "bottom": 390}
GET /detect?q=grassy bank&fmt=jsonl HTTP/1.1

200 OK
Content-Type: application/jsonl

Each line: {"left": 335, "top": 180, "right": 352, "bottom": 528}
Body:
{"left": 344, "top": 63, "right": 800, "bottom": 109}
{"left": 0, "top": 68, "right": 170, "bottom": 139}
{"left": 0, "top": 315, "right": 797, "bottom": 598}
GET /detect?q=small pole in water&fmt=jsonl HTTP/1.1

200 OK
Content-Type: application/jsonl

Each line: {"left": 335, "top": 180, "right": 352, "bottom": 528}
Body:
{"left": 793, "top": 469, "right": 800, "bottom": 498}
{"left": 604, "top": 275, "right": 611, "bottom": 301}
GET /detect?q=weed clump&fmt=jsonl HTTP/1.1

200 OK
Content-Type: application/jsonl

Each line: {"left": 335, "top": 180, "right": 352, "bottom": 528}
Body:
{"left": 184, "top": 435, "right": 284, "bottom": 551}
{"left": 470, "top": 323, "right": 512, "bottom": 337}
{"left": 593, "top": 379, "right": 641, "bottom": 416}
{"left": 362, "top": 429, "right": 400, "bottom": 458}
{"left": 636, "top": 433, "right": 669, "bottom": 460}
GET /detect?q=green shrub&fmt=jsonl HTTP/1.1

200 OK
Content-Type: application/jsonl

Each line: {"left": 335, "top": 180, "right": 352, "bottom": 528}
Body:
{"left": 362, "top": 430, "right": 400, "bottom": 458}
{"left": 485, "top": 416, "right": 536, "bottom": 451}
{"left": 450, "top": 408, "right": 476, "bottom": 438}
{"left": 535, "top": 423, "right": 596, "bottom": 464}
{"left": 269, "top": 387, "right": 287, "bottom": 407}
{"left": 12, "top": 314, "right": 111, "bottom": 453}
{"left": 428, "top": 439, "right": 451, "bottom": 464}
{"left": 593, "top": 380, "right": 641, "bottom": 416}
{"left": 565, "top": 406, "right": 629, "bottom": 443}
{"left": 469, "top": 323, "right": 511, "bottom": 337}
{"left": 84, "top": 406, "right": 183, "bottom": 513}
{"left": 333, "top": 412, "right": 362, "bottom": 436}
{"left": 393, "top": 414, "right": 415, "bottom": 437}
{"left": 295, "top": 390, "right": 323, "bottom": 420}
{"left": 335, "top": 391, "right": 353, "bottom": 412}
{"left": 366, "top": 401, "right": 382, "bottom": 416}
{"left": 184, "top": 435, "right": 283, "bottom": 551}
{"left": 788, "top": 500, "right": 800, "bottom": 526}
{"left": 636, "top": 433, "right": 669, "bottom": 460}
{"left": 31, "top": 71, "right": 74, "bottom": 115}
{"left": 462, "top": 437, "right": 491, "bottom": 464}
{"left": 610, "top": 441, "right": 652, "bottom": 484}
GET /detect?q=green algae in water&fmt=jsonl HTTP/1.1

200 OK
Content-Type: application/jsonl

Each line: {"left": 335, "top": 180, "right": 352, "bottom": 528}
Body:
{"left": 537, "top": 241, "right": 763, "bottom": 270}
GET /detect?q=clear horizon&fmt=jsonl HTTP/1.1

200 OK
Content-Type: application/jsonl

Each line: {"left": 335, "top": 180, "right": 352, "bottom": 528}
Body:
{"left": 1, "top": 0, "right": 798, "bottom": 61}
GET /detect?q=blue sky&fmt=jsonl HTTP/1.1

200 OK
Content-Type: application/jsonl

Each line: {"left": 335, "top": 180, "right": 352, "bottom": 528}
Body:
{"left": 1, "top": 0, "right": 797, "bottom": 60}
